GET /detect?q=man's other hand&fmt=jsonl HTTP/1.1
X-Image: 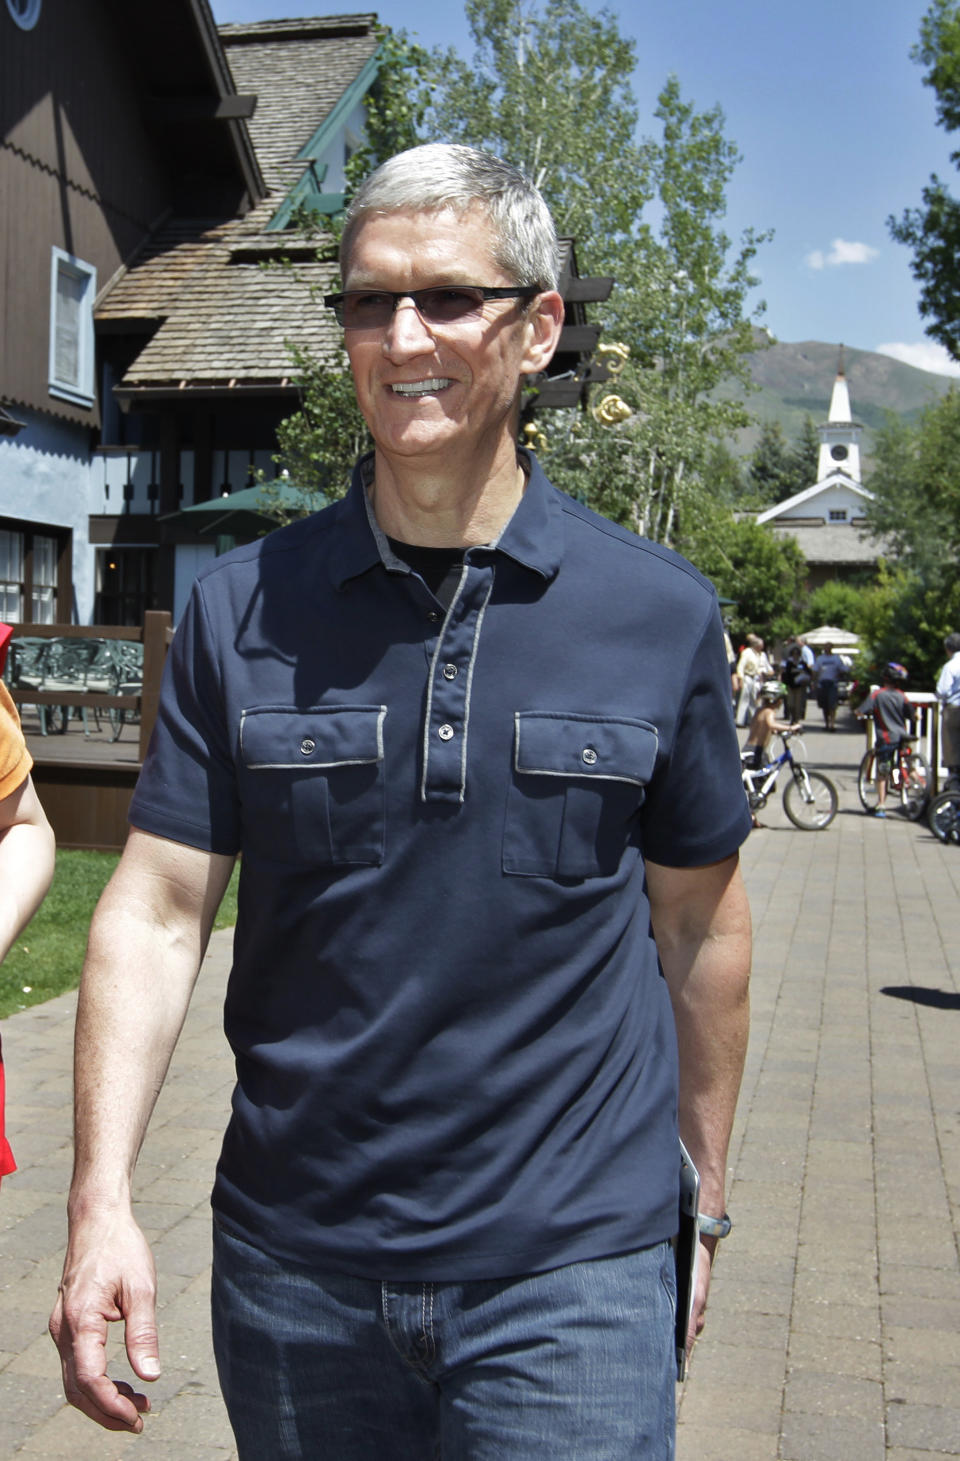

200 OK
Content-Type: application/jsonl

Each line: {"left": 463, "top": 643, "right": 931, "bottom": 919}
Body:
{"left": 49, "top": 1208, "right": 159, "bottom": 1432}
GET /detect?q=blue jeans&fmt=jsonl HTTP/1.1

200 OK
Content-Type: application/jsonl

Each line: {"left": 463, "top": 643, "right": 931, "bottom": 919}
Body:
{"left": 211, "top": 1222, "right": 676, "bottom": 1460}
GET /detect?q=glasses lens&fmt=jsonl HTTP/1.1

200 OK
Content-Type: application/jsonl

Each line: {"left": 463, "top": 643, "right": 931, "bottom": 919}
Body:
{"left": 341, "top": 292, "right": 395, "bottom": 329}
{"left": 416, "top": 287, "right": 486, "bottom": 324}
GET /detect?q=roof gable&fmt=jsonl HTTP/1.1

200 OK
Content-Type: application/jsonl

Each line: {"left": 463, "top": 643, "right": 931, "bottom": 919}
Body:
{"left": 756, "top": 474, "right": 874, "bottom": 524}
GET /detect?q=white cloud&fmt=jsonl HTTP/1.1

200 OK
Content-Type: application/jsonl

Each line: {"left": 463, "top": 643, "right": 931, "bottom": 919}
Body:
{"left": 805, "top": 238, "right": 880, "bottom": 270}
{"left": 875, "top": 341, "right": 960, "bottom": 377}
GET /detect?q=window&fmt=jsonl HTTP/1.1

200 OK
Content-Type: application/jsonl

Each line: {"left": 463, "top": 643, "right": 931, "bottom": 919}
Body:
{"left": 0, "top": 529, "right": 24, "bottom": 620}
{"left": 49, "top": 247, "right": 97, "bottom": 406}
{"left": 6, "top": 0, "right": 42, "bottom": 29}
{"left": 0, "top": 523, "right": 67, "bottom": 622}
{"left": 31, "top": 533, "right": 58, "bottom": 620}
{"left": 829, "top": 509, "right": 848, "bottom": 523}
{"left": 95, "top": 548, "right": 156, "bottom": 626}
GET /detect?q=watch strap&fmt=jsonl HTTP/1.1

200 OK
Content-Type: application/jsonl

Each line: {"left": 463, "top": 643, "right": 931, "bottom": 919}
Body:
{"left": 697, "top": 1211, "right": 732, "bottom": 1239}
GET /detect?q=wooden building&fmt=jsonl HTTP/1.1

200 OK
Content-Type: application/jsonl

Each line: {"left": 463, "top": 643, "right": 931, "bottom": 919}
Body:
{"left": 2, "top": 1, "right": 611, "bottom": 629}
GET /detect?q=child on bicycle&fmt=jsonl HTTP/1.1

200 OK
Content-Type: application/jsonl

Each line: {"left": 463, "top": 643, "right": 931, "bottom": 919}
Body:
{"left": 743, "top": 681, "right": 802, "bottom": 771}
{"left": 855, "top": 662, "right": 916, "bottom": 818}
{"left": 742, "top": 682, "right": 802, "bottom": 826}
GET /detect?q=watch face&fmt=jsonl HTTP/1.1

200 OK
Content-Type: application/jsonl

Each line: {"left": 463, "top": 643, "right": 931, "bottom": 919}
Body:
{"left": 830, "top": 444, "right": 849, "bottom": 461}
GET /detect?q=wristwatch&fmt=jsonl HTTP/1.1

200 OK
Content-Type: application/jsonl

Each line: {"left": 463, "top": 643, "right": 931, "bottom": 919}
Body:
{"left": 697, "top": 1211, "right": 732, "bottom": 1239}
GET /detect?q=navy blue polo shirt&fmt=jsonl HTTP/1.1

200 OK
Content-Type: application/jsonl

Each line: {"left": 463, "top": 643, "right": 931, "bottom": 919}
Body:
{"left": 130, "top": 453, "right": 751, "bottom": 1280}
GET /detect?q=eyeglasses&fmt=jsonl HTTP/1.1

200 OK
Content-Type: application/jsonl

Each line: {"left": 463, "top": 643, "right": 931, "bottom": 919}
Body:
{"left": 323, "top": 284, "right": 542, "bottom": 331}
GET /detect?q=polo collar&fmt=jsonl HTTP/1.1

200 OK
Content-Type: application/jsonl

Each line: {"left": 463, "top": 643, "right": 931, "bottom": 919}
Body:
{"left": 330, "top": 449, "right": 564, "bottom": 589}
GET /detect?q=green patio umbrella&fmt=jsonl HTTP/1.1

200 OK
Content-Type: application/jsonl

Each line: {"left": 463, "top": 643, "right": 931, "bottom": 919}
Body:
{"left": 161, "top": 481, "right": 323, "bottom": 553}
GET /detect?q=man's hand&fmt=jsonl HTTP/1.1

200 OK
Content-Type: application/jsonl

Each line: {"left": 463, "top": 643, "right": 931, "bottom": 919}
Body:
{"left": 685, "top": 1234, "right": 719, "bottom": 1359}
{"left": 49, "top": 1208, "right": 160, "bottom": 1433}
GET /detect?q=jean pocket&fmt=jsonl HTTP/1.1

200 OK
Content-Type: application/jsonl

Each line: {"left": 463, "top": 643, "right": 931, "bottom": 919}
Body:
{"left": 239, "top": 704, "right": 386, "bottom": 866}
{"left": 503, "top": 712, "right": 659, "bottom": 879}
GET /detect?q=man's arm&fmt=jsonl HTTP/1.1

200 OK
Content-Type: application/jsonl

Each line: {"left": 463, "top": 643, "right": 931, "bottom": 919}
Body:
{"left": 646, "top": 853, "right": 751, "bottom": 1351}
{"left": 0, "top": 773, "right": 55, "bottom": 963}
{"left": 49, "top": 828, "right": 235, "bottom": 1434}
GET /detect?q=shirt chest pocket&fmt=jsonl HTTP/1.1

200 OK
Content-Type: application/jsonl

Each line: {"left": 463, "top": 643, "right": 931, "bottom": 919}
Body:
{"left": 239, "top": 705, "right": 386, "bottom": 866}
{"left": 503, "top": 712, "right": 659, "bottom": 879}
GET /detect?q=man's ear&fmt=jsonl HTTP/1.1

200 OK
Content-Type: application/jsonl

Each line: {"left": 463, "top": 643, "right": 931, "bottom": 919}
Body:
{"left": 520, "top": 290, "right": 565, "bottom": 375}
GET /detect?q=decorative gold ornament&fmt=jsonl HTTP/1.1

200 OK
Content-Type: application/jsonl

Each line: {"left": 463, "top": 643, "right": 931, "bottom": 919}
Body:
{"left": 596, "top": 341, "right": 630, "bottom": 376}
{"left": 523, "top": 422, "right": 548, "bottom": 454}
{"left": 592, "top": 394, "right": 633, "bottom": 425}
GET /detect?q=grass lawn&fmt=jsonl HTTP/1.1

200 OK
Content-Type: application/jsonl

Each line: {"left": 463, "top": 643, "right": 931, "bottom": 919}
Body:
{"left": 0, "top": 850, "right": 239, "bottom": 1020}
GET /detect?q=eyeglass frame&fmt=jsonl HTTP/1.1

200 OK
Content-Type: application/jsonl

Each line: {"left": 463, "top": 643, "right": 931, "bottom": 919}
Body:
{"left": 323, "top": 284, "right": 543, "bottom": 330}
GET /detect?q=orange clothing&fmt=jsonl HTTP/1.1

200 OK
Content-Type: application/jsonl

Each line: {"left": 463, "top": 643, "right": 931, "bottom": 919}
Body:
{"left": 0, "top": 679, "right": 31, "bottom": 802}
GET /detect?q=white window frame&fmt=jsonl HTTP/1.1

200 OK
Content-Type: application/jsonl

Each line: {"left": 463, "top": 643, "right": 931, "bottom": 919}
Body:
{"left": 49, "top": 246, "right": 97, "bottom": 407}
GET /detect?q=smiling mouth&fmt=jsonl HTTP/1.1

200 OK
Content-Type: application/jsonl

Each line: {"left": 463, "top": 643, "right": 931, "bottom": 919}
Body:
{"left": 390, "top": 378, "right": 452, "bottom": 397}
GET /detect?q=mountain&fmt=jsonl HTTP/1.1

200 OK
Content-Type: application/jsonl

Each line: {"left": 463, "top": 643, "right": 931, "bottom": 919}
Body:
{"left": 718, "top": 337, "right": 955, "bottom": 461}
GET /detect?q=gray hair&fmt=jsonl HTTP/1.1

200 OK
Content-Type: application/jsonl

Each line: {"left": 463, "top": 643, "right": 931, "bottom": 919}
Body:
{"left": 945, "top": 631, "right": 960, "bottom": 654}
{"left": 340, "top": 143, "right": 561, "bottom": 290}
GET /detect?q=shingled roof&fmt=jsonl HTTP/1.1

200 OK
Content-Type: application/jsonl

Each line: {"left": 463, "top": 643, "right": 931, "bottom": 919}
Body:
{"left": 96, "top": 13, "right": 381, "bottom": 399}
{"left": 220, "top": 15, "right": 380, "bottom": 197}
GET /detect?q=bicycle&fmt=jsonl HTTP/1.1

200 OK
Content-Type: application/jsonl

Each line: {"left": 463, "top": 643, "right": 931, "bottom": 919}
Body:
{"left": 741, "top": 730, "right": 839, "bottom": 831}
{"left": 927, "top": 786, "right": 960, "bottom": 845}
{"left": 856, "top": 738, "right": 929, "bottom": 820}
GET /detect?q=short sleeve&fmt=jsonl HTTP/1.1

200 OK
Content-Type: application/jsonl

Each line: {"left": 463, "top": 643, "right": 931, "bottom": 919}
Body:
{"left": 639, "top": 599, "right": 752, "bottom": 867}
{"left": 128, "top": 583, "right": 241, "bottom": 854}
{"left": 0, "top": 681, "right": 30, "bottom": 802}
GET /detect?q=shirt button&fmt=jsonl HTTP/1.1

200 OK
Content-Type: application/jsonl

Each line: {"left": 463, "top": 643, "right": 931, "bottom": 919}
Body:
{"left": 442, "top": 663, "right": 458, "bottom": 680}
{"left": 427, "top": 610, "right": 441, "bottom": 623}
{"left": 300, "top": 738, "right": 316, "bottom": 756}
{"left": 438, "top": 723, "right": 455, "bottom": 741}
{"left": 582, "top": 746, "right": 598, "bottom": 765}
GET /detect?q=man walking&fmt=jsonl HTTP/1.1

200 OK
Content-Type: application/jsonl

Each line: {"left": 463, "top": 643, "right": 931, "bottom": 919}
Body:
{"left": 814, "top": 641, "right": 847, "bottom": 732}
{"left": 50, "top": 144, "right": 752, "bottom": 1459}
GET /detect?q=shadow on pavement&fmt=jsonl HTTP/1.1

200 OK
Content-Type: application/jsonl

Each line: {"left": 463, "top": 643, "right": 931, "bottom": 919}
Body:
{"left": 881, "top": 984, "right": 960, "bottom": 1011}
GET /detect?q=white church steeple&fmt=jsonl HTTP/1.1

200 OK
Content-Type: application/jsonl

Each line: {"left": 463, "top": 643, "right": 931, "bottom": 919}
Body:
{"left": 816, "top": 345, "right": 862, "bottom": 483}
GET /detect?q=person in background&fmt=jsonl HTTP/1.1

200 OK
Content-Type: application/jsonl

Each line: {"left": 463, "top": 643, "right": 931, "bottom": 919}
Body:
{"left": 49, "top": 143, "right": 752, "bottom": 1459}
{"left": 741, "top": 682, "right": 801, "bottom": 828}
{"left": 796, "top": 636, "right": 815, "bottom": 674}
{"left": 856, "top": 663, "right": 916, "bottom": 818}
{"left": 0, "top": 669, "right": 57, "bottom": 1186}
{"left": 936, "top": 631, "right": 960, "bottom": 790}
{"left": 813, "top": 642, "right": 847, "bottom": 732}
{"left": 781, "top": 644, "right": 810, "bottom": 724}
{"left": 735, "top": 633, "right": 764, "bottom": 726}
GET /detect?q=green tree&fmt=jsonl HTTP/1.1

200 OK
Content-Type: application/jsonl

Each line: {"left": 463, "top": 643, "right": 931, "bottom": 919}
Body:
{"left": 417, "top": 2, "right": 770, "bottom": 545}
{"left": 858, "top": 389, "right": 960, "bottom": 682}
{"left": 422, "top": 0, "right": 649, "bottom": 250}
{"left": 802, "top": 579, "right": 871, "bottom": 634}
{"left": 865, "top": 388, "right": 960, "bottom": 574}
{"left": 268, "top": 345, "right": 370, "bottom": 512}
{"left": 789, "top": 415, "right": 821, "bottom": 492}
{"left": 888, "top": 0, "right": 960, "bottom": 360}
{"left": 681, "top": 511, "right": 807, "bottom": 644}
{"left": 747, "top": 422, "right": 794, "bottom": 505}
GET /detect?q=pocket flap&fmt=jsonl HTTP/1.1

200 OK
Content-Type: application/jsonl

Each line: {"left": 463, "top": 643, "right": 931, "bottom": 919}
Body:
{"left": 514, "top": 712, "right": 658, "bottom": 787}
{"left": 240, "top": 705, "right": 386, "bottom": 770}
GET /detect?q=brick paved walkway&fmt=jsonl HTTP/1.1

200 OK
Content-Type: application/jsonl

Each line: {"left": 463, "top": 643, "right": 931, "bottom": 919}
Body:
{"left": 1, "top": 718, "right": 958, "bottom": 1458}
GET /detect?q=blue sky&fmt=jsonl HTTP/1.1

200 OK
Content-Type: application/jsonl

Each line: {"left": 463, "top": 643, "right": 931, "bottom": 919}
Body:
{"left": 211, "top": 0, "right": 960, "bottom": 375}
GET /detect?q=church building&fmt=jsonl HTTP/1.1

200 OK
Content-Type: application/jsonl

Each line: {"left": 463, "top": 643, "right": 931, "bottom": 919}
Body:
{"left": 754, "top": 350, "right": 887, "bottom": 588}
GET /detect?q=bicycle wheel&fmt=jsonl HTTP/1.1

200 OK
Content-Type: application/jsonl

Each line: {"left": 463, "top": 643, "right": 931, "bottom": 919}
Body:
{"left": 857, "top": 749, "right": 878, "bottom": 812}
{"left": 900, "top": 749, "right": 930, "bottom": 821}
{"left": 783, "top": 768, "right": 838, "bottom": 830}
{"left": 927, "top": 789, "right": 960, "bottom": 845}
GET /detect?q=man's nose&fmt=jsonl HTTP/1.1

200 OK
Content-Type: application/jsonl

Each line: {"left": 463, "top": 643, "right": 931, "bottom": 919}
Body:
{"left": 381, "top": 299, "right": 437, "bottom": 357}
